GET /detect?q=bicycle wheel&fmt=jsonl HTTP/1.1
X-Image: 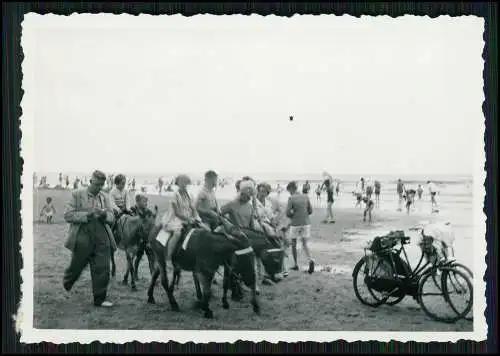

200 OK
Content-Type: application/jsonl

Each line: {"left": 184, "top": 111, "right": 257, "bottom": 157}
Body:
{"left": 352, "top": 257, "right": 386, "bottom": 307}
{"left": 430, "top": 262, "right": 473, "bottom": 321}
{"left": 442, "top": 267, "right": 473, "bottom": 322}
{"left": 365, "top": 253, "right": 407, "bottom": 306}
{"left": 378, "top": 253, "right": 409, "bottom": 306}
{"left": 418, "top": 267, "right": 473, "bottom": 323}
{"left": 352, "top": 255, "right": 405, "bottom": 307}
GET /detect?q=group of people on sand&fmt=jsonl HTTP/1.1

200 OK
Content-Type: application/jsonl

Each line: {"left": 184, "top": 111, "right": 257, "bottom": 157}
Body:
{"left": 60, "top": 169, "right": 318, "bottom": 308}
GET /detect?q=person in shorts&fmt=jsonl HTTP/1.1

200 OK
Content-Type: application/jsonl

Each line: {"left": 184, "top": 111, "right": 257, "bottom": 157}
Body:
{"left": 286, "top": 181, "right": 314, "bottom": 274}
{"left": 396, "top": 179, "right": 404, "bottom": 211}
{"left": 374, "top": 180, "right": 381, "bottom": 207}
{"left": 427, "top": 181, "right": 439, "bottom": 212}
{"left": 417, "top": 184, "right": 424, "bottom": 200}
{"left": 404, "top": 187, "right": 417, "bottom": 215}
{"left": 365, "top": 182, "right": 374, "bottom": 200}
{"left": 315, "top": 184, "right": 322, "bottom": 203}
{"left": 320, "top": 178, "right": 335, "bottom": 223}
{"left": 361, "top": 195, "right": 374, "bottom": 223}
{"left": 354, "top": 187, "right": 363, "bottom": 208}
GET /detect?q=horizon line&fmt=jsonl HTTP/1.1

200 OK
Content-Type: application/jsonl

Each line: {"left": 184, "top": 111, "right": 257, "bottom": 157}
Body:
{"left": 32, "top": 170, "right": 473, "bottom": 177}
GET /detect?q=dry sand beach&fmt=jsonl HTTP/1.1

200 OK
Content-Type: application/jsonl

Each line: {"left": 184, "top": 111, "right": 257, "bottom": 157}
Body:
{"left": 31, "top": 186, "right": 474, "bottom": 331}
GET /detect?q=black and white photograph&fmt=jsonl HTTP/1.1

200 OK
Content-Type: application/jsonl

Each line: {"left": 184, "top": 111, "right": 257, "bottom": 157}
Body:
{"left": 19, "top": 13, "right": 486, "bottom": 343}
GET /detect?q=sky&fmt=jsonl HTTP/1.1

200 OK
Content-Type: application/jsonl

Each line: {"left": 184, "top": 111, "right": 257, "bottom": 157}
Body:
{"left": 23, "top": 14, "right": 484, "bottom": 176}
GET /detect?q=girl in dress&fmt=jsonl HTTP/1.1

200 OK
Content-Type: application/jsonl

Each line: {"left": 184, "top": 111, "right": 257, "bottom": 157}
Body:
{"left": 160, "top": 174, "right": 210, "bottom": 260}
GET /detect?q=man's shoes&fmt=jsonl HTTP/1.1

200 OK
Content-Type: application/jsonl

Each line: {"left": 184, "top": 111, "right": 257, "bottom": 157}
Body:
{"left": 62, "top": 289, "right": 72, "bottom": 299}
{"left": 291, "top": 265, "right": 299, "bottom": 271}
{"left": 62, "top": 284, "right": 72, "bottom": 299}
{"left": 95, "top": 300, "right": 114, "bottom": 308}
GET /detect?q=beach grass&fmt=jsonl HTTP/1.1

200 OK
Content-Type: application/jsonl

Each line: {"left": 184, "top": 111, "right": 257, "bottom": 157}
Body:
{"left": 31, "top": 189, "right": 472, "bottom": 331}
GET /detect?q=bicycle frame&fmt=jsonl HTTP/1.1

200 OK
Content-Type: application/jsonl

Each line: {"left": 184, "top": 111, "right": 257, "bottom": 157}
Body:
{"left": 363, "top": 238, "right": 458, "bottom": 297}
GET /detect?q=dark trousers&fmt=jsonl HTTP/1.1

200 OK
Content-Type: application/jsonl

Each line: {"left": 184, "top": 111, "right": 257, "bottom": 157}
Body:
{"left": 63, "top": 231, "right": 111, "bottom": 305}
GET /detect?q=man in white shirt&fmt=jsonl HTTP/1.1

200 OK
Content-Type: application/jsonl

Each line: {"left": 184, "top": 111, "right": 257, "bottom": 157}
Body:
{"left": 427, "top": 180, "right": 439, "bottom": 212}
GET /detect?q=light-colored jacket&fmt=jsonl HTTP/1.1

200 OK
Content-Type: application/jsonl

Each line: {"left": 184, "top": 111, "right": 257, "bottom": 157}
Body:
{"left": 108, "top": 186, "right": 133, "bottom": 214}
{"left": 63, "top": 188, "right": 117, "bottom": 252}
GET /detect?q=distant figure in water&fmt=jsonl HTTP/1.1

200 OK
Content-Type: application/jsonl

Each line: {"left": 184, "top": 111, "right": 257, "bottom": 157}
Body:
{"left": 417, "top": 184, "right": 424, "bottom": 200}
{"left": 427, "top": 181, "right": 439, "bottom": 213}
{"left": 73, "top": 177, "right": 80, "bottom": 190}
{"left": 404, "top": 187, "right": 417, "bottom": 215}
{"left": 302, "top": 180, "right": 311, "bottom": 195}
{"left": 131, "top": 178, "right": 136, "bottom": 190}
{"left": 40, "top": 197, "right": 56, "bottom": 224}
{"left": 58, "top": 173, "right": 63, "bottom": 187}
{"left": 396, "top": 179, "right": 404, "bottom": 211}
{"left": 65, "top": 175, "right": 70, "bottom": 189}
{"left": 33, "top": 173, "right": 37, "bottom": 188}
{"left": 158, "top": 177, "right": 164, "bottom": 195}
{"left": 354, "top": 188, "right": 363, "bottom": 208}
{"left": 107, "top": 175, "right": 113, "bottom": 189}
{"left": 320, "top": 178, "right": 335, "bottom": 223}
{"left": 365, "top": 181, "right": 373, "bottom": 200}
{"left": 276, "top": 184, "right": 283, "bottom": 201}
{"left": 374, "top": 180, "right": 381, "bottom": 207}
{"left": 362, "top": 195, "right": 374, "bottom": 223}
{"left": 315, "top": 184, "right": 322, "bottom": 202}
{"left": 356, "top": 177, "right": 365, "bottom": 194}
{"left": 335, "top": 181, "right": 340, "bottom": 196}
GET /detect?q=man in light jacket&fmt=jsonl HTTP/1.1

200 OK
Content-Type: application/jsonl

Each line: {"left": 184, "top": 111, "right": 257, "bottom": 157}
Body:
{"left": 62, "top": 170, "right": 117, "bottom": 307}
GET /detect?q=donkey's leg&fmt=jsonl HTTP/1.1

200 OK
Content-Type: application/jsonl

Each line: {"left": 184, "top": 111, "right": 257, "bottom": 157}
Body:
{"left": 122, "top": 250, "right": 130, "bottom": 285}
{"left": 110, "top": 250, "right": 116, "bottom": 278}
{"left": 170, "top": 266, "right": 181, "bottom": 289}
{"left": 145, "top": 245, "right": 156, "bottom": 278}
{"left": 251, "top": 283, "right": 261, "bottom": 315}
{"left": 134, "top": 245, "right": 145, "bottom": 281}
{"left": 230, "top": 273, "right": 243, "bottom": 301}
{"left": 147, "top": 265, "right": 160, "bottom": 304}
{"left": 160, "top": 249, "right": 179, "bottom": 312}
{"left": 164, "top": 266, "right": 179, "bottom": 312}
{"left": 126, "top": 250, "right": 137, "bottom": 291}
{"left": 198, "top": 271, "right": 215, "bottom": 319}
{"left": 222, "top": 265, "right": 230, "bottom": 309}
{"left": 192, "top": 272, "right": 203, "bottom": 309}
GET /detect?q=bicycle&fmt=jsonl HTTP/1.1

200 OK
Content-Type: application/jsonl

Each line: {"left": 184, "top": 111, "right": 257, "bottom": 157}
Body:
{"left": 352, "top": 230, "right": 473, "bottom": 324}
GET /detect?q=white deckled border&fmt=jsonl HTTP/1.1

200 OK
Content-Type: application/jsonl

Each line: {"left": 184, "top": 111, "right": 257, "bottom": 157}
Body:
{"left": 17, "top": 13, "right": 488, "bottom": 344}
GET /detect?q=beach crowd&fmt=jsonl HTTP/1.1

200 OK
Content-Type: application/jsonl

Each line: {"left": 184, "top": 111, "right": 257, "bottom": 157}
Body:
{"left": 36, "top": 169, "right": 440, "bottom": 309}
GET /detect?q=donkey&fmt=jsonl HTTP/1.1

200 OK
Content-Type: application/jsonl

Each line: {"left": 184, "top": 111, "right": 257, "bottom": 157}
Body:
{"left": 148, "top": 224, "right": 259, "bottom": 319}
{"left": 111, "top": 206, "right": 158, "bottom": 291}
{"left": 229, "top": 228, "right": 285, "bottom": 300}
